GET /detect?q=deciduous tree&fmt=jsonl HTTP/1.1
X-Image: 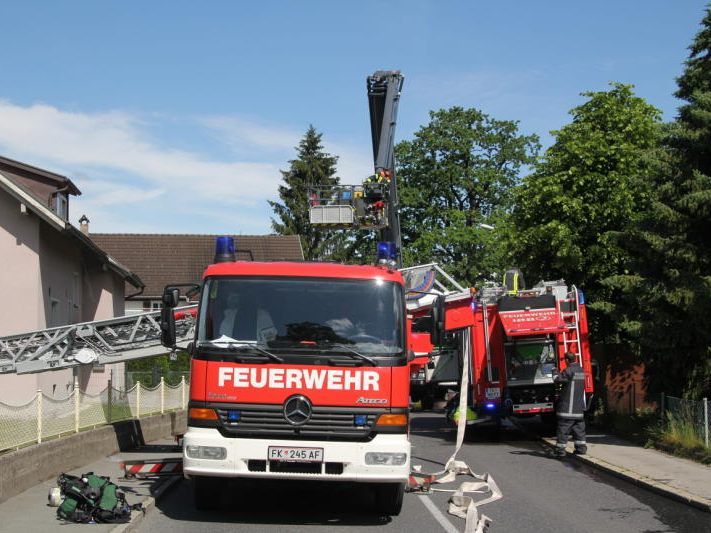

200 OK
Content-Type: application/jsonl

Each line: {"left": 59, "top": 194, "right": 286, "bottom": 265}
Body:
{"left": 507, "top": 84, "right": 661, "bottom": 341}
{"left": 396, "top": 107, "right": 539, "bottom": 283}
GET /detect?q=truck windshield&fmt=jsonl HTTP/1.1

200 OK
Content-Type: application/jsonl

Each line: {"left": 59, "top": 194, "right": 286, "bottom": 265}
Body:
{"left": 198, "top": 277, "right": 405, "bottom": 355}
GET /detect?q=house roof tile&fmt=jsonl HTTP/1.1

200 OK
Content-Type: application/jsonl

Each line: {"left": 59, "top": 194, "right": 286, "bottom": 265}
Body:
{"left": 89, "top": 234, "right": 304, "bottom": 298}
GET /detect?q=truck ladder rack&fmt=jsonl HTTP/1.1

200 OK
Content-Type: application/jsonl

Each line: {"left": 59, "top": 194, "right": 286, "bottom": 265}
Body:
{"left": 0, "top": 306, "right": 197, "bottom": 374}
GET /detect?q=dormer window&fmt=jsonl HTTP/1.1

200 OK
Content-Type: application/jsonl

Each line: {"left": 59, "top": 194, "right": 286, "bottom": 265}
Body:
{"left": 54, "top": 192, "right": 68, "bottom": 219}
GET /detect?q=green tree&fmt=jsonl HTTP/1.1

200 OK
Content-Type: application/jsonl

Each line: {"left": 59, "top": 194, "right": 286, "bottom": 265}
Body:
{"left": 396, "top": 107, "right": 539, "bottom": 283}
{"left": 269, "top": 126, "right": 341, "bottom": 260}
{"left": 609, "top": 11, "right": 711, "bottom": 397}
{"left": 125, "top": 352, "right": 190, "bottom": 386}
{"left": 507, "top": 83, "right": 661, "bottom": 341}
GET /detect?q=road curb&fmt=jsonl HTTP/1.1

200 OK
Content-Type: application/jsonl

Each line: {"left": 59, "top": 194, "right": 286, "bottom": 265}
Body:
{"left": 536, "top": 436, "right": 711, "bottom": 514}
{"left": 112, "top": 475, "right": 182, "bottom": 533}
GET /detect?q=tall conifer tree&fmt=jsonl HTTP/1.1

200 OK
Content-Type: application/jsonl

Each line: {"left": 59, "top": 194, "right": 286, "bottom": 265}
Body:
{"left": 611, "top": 10, "right": 711, "bottom": 397}
{"left": 269, "top": 126, "right": 340, "bottom": 260}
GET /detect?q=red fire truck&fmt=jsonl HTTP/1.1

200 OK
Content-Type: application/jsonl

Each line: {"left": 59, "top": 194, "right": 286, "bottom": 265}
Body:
{"left": 160, "top": 254, "right": 420, "bottom": 514}
{"left": 409, "top": 270, "right": 594, "bottom": 429}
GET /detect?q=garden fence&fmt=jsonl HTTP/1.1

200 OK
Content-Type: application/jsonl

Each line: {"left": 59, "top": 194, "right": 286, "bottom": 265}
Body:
{"left": 605, "top": 386, "right": 710, "bottom": 448}
{"left": 660, "top": 393, "right": 710, "bottom": 449}
{"left": 0, "top": 377, "right": 188, "bottom": 453}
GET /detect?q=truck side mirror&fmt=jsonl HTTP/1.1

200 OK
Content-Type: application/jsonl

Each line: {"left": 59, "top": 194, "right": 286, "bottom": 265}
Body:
{"left": 162, "top": 287, "right": 180, "bottom": 308}
{"left": 160, "top": 287, "right": 179, "bottom": 348}
{"left": 430, "top": 295, "right": 446, "bottom": 346}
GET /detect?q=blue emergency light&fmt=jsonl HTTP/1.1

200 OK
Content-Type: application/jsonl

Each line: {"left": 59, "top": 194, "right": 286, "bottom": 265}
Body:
{"left": 578, "top": 290, "right": 586, "bottom": 305}
{"left": 214, "top": 236, "right": 236, "bottom": 263}
{"left": 376, "top": 241, "right": 397, "bottom": 263}
{"left": 354, "top": 414, "right": 368, "bottom": 426}
{"left": 227, "top": 410, "right": 241, "bottom": 422}
{"left": 485, "top": 402, "right": 496, "bottom": 410}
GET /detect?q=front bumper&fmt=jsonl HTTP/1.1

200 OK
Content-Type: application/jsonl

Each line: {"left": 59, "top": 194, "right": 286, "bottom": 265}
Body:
{"left": 182, "top": 427, "right": 410, "bottom": 483}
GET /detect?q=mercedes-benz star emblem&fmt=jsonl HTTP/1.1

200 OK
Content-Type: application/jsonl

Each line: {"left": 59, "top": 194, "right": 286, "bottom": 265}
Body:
{"left": 283, "top": 395, "right": 312, "bottom": 426}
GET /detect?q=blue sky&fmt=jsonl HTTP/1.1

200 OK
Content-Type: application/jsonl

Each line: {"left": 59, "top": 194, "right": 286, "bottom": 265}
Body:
{"left": 0, "top": 1, "right": 707, "bottom": 234}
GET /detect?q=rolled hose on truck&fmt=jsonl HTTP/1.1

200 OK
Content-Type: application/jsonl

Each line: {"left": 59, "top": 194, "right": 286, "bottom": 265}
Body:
{"left": 407, "top": 328, "right": 502, "bottom": 533}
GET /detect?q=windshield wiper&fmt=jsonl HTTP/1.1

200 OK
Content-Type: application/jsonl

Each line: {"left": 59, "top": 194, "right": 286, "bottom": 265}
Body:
{"left": 199, "top": 341, "right": 284, "bottom": 364}
{"left": 327, "top": 344, "right": 377, "bottom": 366}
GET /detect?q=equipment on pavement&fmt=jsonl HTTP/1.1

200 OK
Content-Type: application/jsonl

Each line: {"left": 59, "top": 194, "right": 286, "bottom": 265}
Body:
{"left": 55, "top": 472, "right": 142, "bottom": 524}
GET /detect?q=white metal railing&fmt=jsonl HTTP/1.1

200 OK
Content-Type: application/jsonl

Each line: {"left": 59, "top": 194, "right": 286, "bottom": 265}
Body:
{"left": 0, "top": 377, "right": 189, "bottom": 453}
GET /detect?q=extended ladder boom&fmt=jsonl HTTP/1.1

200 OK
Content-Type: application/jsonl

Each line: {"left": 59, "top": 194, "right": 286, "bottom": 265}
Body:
{"left": 0, "top": 306, "right": 197, "bottom": 374}
{"left": 367, "top": 70, "right": 404, "bottom": 260}
{"left": 308, "top": 70, "right": 405, "bottom": 265}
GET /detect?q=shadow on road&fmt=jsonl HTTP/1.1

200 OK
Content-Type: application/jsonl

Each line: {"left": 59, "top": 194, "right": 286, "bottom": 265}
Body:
{"left": 156, "top": 478, "right": 393, "bottom": 526}
{"left": 129, "top": 443, "right": 182, "bottom": 454}
{"left": 508, "top": 448, "right": 560, "bottom": 461}
{"left": 410, "top": 412, "right": 532, "bottom": 444}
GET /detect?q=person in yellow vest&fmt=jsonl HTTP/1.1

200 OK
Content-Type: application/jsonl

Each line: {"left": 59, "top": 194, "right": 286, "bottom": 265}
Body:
{"left": 364, "top": 169, "right": 391, "bottom": 185}
{"left": 452, "top": 405, "right": 478, "bottom": 424}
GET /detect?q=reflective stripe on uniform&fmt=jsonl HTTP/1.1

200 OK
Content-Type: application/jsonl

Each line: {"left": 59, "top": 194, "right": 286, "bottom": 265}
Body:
{"left": 559, "top": 413, "right": 584, "bottom": 419}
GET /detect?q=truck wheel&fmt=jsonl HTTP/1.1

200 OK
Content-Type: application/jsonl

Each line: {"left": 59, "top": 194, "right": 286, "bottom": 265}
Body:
{"left": 193, "top": 476, "right": 221, "bottom": 511}
{"left": 373, "top": 483, "right": 404, "bottom": 516}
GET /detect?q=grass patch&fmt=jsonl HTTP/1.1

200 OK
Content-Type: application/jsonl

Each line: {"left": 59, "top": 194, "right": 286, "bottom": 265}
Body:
{"left": 648, "top": 412, "right": 711, "bottom": 465}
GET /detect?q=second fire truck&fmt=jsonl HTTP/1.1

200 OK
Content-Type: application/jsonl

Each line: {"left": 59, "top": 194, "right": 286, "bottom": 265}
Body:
{"left": 409, "top": 268, "right": 594, "bottom": 429}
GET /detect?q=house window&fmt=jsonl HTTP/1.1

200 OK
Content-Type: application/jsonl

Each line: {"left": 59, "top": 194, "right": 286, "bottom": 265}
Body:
{"left": 142, "top": 300, "right": 163, "bottom": 311}
{"left": 54, "top": 193, "right": 68, "bottom": 219}
{"left": 50, "top": 298, "right": 61, "bottom": 327}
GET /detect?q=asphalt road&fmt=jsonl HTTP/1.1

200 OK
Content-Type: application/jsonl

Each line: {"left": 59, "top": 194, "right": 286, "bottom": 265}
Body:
{"left": 140, "top": 413, "right": 711, "bottom": 533}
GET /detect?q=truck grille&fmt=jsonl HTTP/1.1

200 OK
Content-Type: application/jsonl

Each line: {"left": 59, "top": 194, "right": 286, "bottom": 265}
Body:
{"left": 214, "top": 404, "right": 384, "bottom": 441}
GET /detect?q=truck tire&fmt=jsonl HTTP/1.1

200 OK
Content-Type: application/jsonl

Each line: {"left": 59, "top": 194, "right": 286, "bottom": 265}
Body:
{"left": 193, "top": 476, "right": 221, "bottom": 511}
{"left": 373, "top": 482, "right": 404, "bottom": 516}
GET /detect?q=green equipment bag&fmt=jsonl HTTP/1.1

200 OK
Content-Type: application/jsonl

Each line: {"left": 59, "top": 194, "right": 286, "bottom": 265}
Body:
{"left": 56, "top": 472, "right": 142, "bottom": 523}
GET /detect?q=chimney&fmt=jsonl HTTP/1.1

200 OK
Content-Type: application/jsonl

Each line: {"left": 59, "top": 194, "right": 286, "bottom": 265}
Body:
{"left": 79, "top": 214, "right": 90, "bottom": 235}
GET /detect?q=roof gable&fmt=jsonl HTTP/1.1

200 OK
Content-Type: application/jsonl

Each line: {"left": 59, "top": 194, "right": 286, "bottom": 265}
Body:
{"left": 0, "top": 155, "right": 81, "bottom": 196}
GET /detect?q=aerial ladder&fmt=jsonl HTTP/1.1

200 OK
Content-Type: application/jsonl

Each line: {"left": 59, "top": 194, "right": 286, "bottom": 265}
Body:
{"left": 309, "top": 70, "right": 405, "bottom": 266}
{"left": 0, "top": 306, "right": 197, "bottom": 375}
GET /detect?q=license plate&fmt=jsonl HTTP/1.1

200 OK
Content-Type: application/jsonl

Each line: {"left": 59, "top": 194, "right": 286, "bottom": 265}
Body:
{"left": 485, "top": 387, "right": 501, "bottom": 399}
{"left": 268, "top": 446, "right": 324, "bottom": 463}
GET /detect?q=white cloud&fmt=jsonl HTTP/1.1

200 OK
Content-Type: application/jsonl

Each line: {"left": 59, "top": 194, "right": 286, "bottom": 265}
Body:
{"left": 199, "top": 113, "right": 374, "bottom": 184}
{"left": 0, "top": 101, "right": 281, "bottom": 207}
{"left": 325, "top": 140, "right": 373, "bottom": 184}
{"left": 0, "top": 100, "right": 375, "bottom": 234}
{"left": 199, "top": 115, "right": 302, "bottom": 154}
{"left": 408, "top": 69, "right": 547, "bottom": 111}
{"left": 78, "top": 180, "right": 165, "bottom": 207}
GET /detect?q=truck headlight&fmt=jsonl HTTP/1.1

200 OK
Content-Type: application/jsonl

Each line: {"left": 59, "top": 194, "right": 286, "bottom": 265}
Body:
{"left": 365, "top": 452, "right": 407, "bottom": 465}
{"left": 186, "top": 445, "right": 226, "bottom": 460}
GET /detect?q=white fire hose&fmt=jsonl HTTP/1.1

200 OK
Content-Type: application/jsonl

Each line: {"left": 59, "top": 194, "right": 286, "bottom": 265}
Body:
{"left": 409, "top": 328, "right": 502, "bottom": 533}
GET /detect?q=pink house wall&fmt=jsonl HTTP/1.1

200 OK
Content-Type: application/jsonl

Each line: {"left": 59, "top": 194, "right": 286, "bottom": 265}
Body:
{"left": 0, "top": 189, "right": 127, "bottom": 404}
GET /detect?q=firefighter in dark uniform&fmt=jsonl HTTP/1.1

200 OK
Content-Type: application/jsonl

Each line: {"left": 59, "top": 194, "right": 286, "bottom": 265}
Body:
{"left": 553, "top": 351, "right": 587, "bottom": 457}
